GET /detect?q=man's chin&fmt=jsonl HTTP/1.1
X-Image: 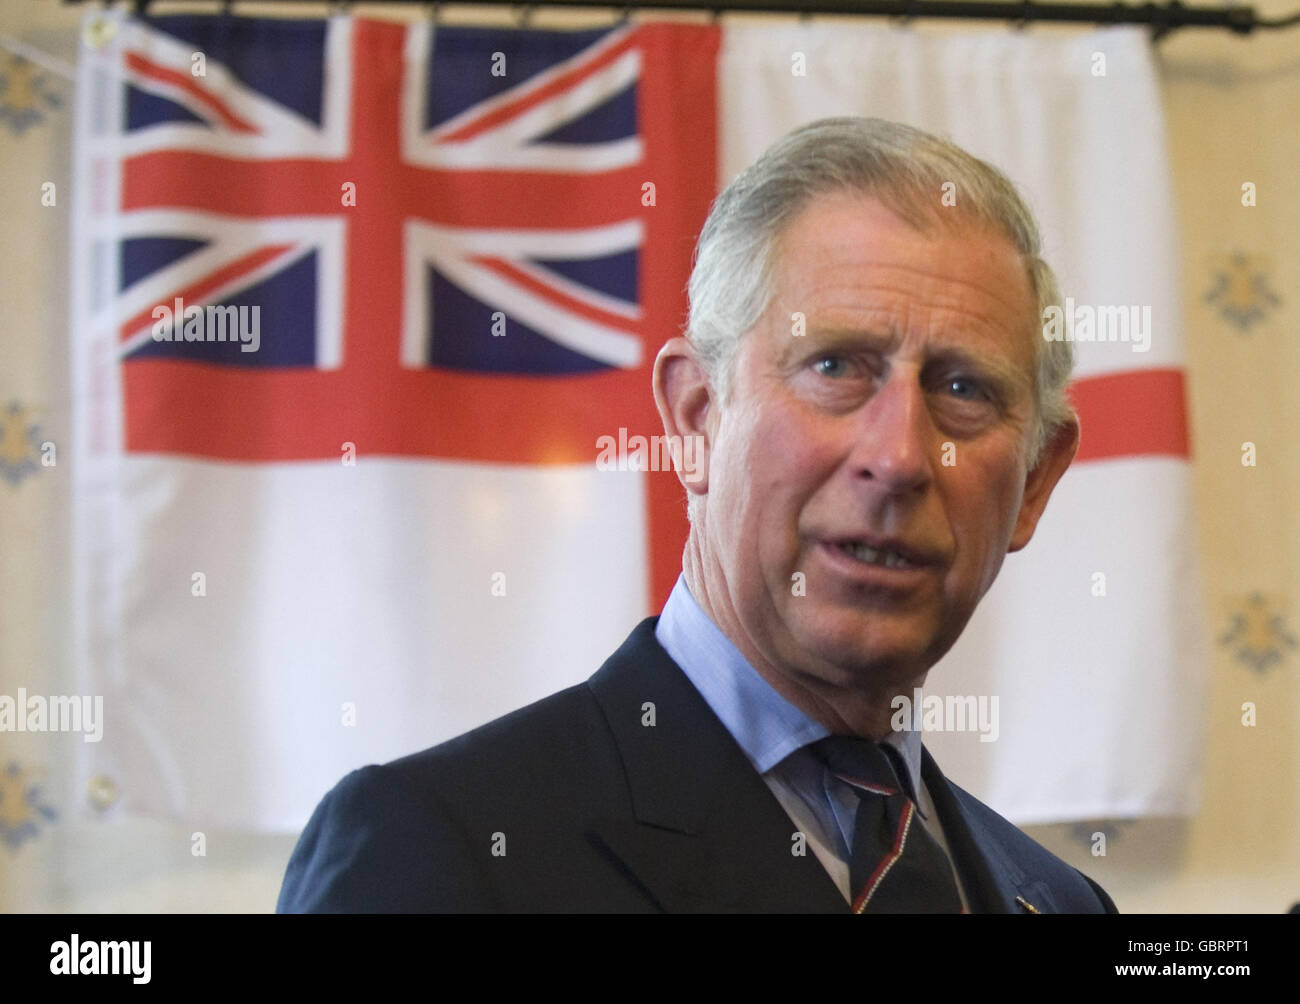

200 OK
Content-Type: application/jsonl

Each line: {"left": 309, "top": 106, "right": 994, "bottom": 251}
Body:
{"left": 789, "top": 611, "right": 937, "bottom": 685}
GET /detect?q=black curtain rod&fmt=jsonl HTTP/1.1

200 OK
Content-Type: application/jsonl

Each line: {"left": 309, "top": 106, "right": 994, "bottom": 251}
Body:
{"left": 62, "top": 1, "right": 1300, "bottom": 36}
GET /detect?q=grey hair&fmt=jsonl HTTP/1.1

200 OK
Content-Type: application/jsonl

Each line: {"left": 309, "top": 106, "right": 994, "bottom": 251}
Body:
{"left": 685, "top": 117, "right": 1074, "bottom": 483}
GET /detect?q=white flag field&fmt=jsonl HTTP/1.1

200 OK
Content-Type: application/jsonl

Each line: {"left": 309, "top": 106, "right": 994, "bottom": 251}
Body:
{"left": 73, "top": 12, "right": 1206, "bottom": 831}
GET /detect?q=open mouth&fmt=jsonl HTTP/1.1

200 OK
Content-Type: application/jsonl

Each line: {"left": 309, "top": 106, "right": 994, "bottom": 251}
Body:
{"left": 834, "top": 540, "right": 920, "bottom": 570}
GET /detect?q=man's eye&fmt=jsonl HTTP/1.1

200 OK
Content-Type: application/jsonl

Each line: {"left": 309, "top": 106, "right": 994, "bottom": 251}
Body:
{"left": 813, "top": 355, "right": 851, "bottom": 378}
{"left": 945, "top": 376, "right": 985, "bottom": 400}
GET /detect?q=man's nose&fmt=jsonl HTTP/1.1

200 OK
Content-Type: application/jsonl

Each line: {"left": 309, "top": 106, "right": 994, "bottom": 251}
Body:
{"left": 848, "top": 369, "right": 934, "bottom": 495}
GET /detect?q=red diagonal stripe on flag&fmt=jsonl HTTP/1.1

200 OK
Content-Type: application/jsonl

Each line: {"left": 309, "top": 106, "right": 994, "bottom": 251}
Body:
{"left": 119, "top": 244, "right": 295, "bottom": 343}
{"left": 125, "top": 53, "right": 259, "bottom": 134}
{"left": 436, "top": 30, "right": 639, "bottom": 143}
{"left": 474, "top": 256, "right": 637, "bottom": 332}
{"left": 1069, "top": 368, "right": 1190, "bottom": 462}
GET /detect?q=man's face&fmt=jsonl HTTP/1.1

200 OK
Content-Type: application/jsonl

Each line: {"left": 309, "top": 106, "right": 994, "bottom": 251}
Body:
{"left": 697, "top": 191, "right": 1072, "bottom": 693}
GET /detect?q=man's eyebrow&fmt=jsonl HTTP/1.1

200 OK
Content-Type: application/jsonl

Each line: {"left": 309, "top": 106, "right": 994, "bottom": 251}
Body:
{"left": 801, "top": 326, "right": 896, "bottom": 350}
{"left": 776, "top": 326, "right": 895, "bottom": 365}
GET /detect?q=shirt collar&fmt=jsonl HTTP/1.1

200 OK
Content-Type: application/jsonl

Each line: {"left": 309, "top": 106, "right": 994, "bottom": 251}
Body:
{"left": 653, "top": 574, "right": 924, "bottom": 801}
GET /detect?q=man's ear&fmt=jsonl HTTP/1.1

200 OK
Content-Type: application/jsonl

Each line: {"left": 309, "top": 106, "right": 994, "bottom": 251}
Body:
{"left": 652, "top": 337, "right": 715, "bottom": 496}
{"left": 1008, "top": 415, "right": 1080, "bottom": 553}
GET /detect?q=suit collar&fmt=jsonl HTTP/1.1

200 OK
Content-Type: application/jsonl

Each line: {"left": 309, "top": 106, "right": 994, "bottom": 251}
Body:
{"left": 655, "top": 573, "right": 925, "bottom": 802}
{"left": 585, "top": 618, "right": 846, "bottom": 912}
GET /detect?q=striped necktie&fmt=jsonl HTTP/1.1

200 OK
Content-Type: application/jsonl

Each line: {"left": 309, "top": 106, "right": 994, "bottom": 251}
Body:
{"left": 812, "top": 735, "right": 964, "bottom": 913}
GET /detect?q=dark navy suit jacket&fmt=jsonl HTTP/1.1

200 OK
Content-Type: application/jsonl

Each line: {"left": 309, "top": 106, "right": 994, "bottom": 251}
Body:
{"left": 277, "top": 618, "right": 1117, "bottom": 913}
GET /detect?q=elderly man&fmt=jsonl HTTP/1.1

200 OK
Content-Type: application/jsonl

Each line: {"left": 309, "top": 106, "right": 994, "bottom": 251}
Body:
{"left": 278, "top": 118, "right": 1115, "bottom": 914}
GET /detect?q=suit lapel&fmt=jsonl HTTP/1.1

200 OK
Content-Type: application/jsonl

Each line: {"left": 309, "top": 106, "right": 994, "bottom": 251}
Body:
{"left": 585, "top": 619, "right": 846, "bottom": 913}
{"left": 582, "top": 618, "right": 1062, "bottom": 914}
{"left": 921, "top": 747, "right": 1060, "bottom": 914}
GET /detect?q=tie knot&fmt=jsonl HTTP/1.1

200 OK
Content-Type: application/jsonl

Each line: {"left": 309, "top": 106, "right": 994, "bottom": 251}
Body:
{"left": 810, "top": 735, "right": 903, "bottom": 797}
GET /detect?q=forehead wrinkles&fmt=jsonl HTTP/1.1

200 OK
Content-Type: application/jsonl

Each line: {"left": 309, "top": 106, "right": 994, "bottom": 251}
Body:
{"left": 770, "top": 192, "right": 1036, "bottom": 320}
{"left": 808, "top": 293, "right": 1034, "bottom": 371}
{"left": 773, "top": 243, "right": 1036, "bottom": 365}
{"left": 776, "top": 281, "right": 1033, "bottom": 369}
{"left": 783, "top": 252, "right": 1034, "bottom": 325}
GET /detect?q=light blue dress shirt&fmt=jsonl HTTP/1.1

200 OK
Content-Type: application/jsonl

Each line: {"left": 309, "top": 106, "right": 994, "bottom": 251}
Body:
{"left": 654, "top": 573, "right": 969, "bottom": 909}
